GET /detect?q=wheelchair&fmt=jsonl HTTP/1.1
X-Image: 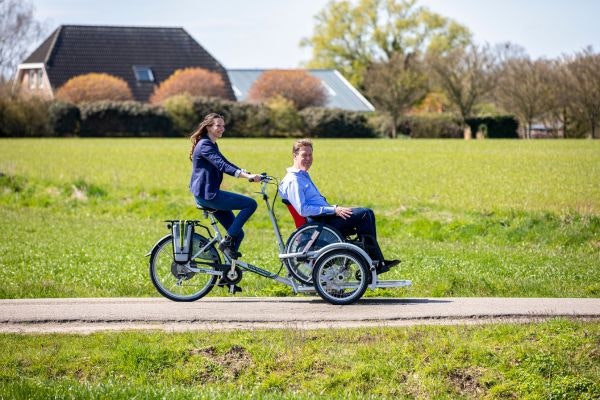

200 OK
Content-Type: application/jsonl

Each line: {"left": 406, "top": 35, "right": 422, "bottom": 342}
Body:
{"left": 282, "top": 200, "right": 384, "bottom": 285}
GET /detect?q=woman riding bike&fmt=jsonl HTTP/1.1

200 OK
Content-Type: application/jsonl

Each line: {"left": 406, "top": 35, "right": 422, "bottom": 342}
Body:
{"left": 189, "top": 113, "right": 261, "bottom": 258}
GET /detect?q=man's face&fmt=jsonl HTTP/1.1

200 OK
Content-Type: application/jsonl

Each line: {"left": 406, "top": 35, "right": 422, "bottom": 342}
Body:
{"left": 294, "top": 146, "right": 313, "bottom": 171}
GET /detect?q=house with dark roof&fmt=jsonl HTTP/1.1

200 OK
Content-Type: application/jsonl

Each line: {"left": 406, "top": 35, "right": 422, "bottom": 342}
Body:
{"left": 15, "top": 24, "right": 374, "bottom": 112}
{"left": 227, "top": 69, "right": 375, "bottom": 112}
{"left": 13, "top": 25, "right": 235, "bottom": 102}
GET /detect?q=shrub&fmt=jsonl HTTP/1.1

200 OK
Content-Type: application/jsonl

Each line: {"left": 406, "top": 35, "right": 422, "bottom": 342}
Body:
{"left": 466, "top": 116, "right": 519, "bottom": 139}
{"left": 150, "top": 68, "right": 229, "bottom": 104}
{"left": 248, "top": 70, "right": 327, "bottom": 110}
{"left": 265, "top": 95, "right": 303, "bottom": 137}
{"left": 79, "top": 101, "right": 173, "bottom": 137}
{"left": 300, "top": 107, "right": 376, "bottom": 138}
{"left": 162, "top": 94, "right": 196, "bottom": 135}
{"left": 48, "top": 101, "right": 80, "bottom": 136}
{"left": 189, "top": 96, "right": 272, "bottom": 137}
{"left": 55, "top": 73, "right": 133, "bottom": 103}
{"left": 0, "top": 83, "right": 51, "bottom": 137}
{"left": 397, "top": 114, "right": 463, "bottom": 138}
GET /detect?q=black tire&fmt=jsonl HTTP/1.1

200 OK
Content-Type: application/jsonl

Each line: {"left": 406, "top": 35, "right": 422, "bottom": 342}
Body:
{"left": 284, "top": 224, "right": 343, "bottom": 284}
{"left": 149, "top": 233, "right": 220, "bottom": 301}
{"left": 311, "top": 249, "right": 369, "bottom": 305}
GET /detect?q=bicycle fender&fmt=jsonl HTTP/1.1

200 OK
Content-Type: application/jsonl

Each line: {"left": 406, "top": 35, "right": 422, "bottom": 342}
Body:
{"left": 313, "top": 242, "right": 373, "bottom": 266}
{"left": 145, "top": 234, "right": 171, "bottom": 257}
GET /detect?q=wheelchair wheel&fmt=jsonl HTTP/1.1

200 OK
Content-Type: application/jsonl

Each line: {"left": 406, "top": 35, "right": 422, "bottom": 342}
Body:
{"left": 149, "top": 233, "right": 220, "bottom": 301}
{"left": 311, "top": 249, "right": 369, "bottom": 305}
{"left": 284, "top": 224, "right": 343, "bottom": 284}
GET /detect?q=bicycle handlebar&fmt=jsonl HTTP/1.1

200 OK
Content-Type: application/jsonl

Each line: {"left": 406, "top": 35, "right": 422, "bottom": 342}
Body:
{"left": 249, "top": 173, "right": 275, "bottom": 183}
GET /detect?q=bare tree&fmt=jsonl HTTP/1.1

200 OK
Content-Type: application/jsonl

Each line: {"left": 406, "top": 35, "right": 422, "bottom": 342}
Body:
{"left": 495, "top": 58, "right": 555, "bottom": 139}
{"left": 363, "top": 52, "right": 428, "bottom": 138}
{"left": 0, "top": 0, "right": 44, "bottom": 80}
{"left": 428, "top": 44, "right": 498, "bottom": 139}
{"left": 563, "top": 48, "right": 600, "bottom": 139}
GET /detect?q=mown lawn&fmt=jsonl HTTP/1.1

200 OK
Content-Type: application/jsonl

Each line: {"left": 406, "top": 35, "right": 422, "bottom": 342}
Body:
{"left": 1, "top": 138, "right": 599, "bottom": 298}
{"left": 0, "top": 319, "right": 598, "bottom": 399}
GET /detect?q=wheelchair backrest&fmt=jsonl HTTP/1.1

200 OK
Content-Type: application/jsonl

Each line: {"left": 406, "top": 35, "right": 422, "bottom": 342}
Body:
{"left": 282, "top": 199, "right": 307, "bottom": 228}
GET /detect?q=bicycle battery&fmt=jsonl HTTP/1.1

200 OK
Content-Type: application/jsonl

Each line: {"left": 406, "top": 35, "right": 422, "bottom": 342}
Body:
{"left": 171, "top": 220, "right": 194, "bottom": 263}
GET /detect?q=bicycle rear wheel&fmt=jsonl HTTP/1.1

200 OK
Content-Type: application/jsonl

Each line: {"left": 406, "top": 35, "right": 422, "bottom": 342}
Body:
{"left": 149, "top": 233, "right": 220, "bottom": 301}
{"left": 284, "top": 224, "right": 343, "bottom": 284}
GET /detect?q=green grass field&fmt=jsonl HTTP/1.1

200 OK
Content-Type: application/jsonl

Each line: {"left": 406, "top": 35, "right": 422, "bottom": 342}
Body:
{"left": 1, "top": 138, "right": 599, "bottom": 298}
{"left": 1, "top": 138, "right": 599, "bottom": 399}
{"left": 1, "top": 319, "right": 598, "bottom": 399}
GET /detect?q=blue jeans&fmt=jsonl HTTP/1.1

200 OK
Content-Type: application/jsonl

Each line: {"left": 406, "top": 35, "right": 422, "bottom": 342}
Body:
{"left": 194, "top": 190, "right": 257, "bottom": 252}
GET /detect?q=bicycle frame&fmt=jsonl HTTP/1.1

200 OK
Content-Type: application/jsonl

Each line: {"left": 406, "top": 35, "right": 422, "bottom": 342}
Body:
{"left": 184, "top": 178, "right": 315, "bottom": 293}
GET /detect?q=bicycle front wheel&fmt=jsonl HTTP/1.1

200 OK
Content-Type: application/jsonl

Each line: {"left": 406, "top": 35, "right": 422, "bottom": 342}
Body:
{"left": 149, "top": 233, "right": 220, "bottom": 301}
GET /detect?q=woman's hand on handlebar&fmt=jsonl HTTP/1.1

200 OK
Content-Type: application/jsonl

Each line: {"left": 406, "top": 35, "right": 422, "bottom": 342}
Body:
{"left": 247, "top": 173, "right": 262, "bottom": 182}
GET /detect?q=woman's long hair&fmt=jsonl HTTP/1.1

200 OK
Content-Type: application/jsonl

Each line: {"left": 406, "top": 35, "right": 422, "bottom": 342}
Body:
{"left": 189, "top": 113, "right": 224, "bottom": 161}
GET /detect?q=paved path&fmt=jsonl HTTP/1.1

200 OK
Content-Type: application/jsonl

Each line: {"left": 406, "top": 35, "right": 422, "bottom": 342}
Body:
{"left": 1, "top": 297, "right": 599, "bottom": 333}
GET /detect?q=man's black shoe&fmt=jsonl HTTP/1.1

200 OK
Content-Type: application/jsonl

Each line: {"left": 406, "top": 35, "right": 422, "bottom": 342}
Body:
{"left": 378, "top": 259, "right": 401, "bottom": 274}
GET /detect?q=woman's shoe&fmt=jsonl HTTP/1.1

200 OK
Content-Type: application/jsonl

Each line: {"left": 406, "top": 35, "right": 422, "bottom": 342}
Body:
{"left": 218, "top": 235, "right": 239, "bottom": 259}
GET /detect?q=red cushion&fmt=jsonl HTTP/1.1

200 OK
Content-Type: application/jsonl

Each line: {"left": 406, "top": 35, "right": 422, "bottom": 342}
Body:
{"left": 285, "top": 203, "right": 307, "bottom": 228}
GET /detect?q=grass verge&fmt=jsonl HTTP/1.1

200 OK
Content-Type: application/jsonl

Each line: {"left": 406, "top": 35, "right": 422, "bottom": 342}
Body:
{"left": 1, "top": 319, "right": 599, "bottom": 399}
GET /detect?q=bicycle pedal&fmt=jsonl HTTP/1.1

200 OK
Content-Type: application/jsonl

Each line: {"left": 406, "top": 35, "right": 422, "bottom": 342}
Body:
{"left": 228, "top": 284, "right": 242, "bottom": 294}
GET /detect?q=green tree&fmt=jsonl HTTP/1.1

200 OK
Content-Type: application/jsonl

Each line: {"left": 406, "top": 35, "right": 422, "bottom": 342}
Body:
{"left": 301, "top": 0, "right": 471, "bottom": 88}
{"left": 363, "top": 52, "right": 428, "bottom": 138}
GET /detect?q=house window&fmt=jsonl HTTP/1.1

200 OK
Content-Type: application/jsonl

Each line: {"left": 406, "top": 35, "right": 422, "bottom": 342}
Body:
{"left": 133, "top": 66, "right": 154, "bottom": 82}
{"left": 29, "top": 70, "right": 37, "bottom": 89}
{"left": 37, "top": 69, "right": 44, "bottom": 88}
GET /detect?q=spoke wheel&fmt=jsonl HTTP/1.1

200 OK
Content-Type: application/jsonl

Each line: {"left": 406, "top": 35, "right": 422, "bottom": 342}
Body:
{"left": 284, "top": 224, "right": 343, "bottom": 284}
{"left": 311, "top": 249, "right": 369, "bottom": 305}
{"left": 149, "top": 233, "right": 220, "bottom": 301}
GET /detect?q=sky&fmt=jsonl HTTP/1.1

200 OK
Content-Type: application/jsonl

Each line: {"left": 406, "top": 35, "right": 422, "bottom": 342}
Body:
{"left": 30, "top": 0, "right": 600, "bottom": 69}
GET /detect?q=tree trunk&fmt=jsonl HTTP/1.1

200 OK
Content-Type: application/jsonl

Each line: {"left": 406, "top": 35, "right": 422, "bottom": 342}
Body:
{"left": 391, "top": 114, "right": 398, "bottom": 139}
{"left": 562, "top": 107, "right": 568, "bottom": 138}
{"left": 463, "top": 124, "right": 472, "bottom": 140}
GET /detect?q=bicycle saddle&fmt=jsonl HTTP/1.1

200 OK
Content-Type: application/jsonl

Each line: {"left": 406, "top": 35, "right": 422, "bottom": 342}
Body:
{"left": 196, "top": 205, "right": 218, "bottom": 213}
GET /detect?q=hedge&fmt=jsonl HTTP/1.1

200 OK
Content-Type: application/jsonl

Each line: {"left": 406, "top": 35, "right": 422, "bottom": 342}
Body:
{"left": 79, "top": 101, "right": 173, "bottom": 137}
{"left": 466, "top": 116, "right": 520, "bottom": 139}
{"left": 48, "top": 101, "right": 81, "bottom": 136}
{"left": 397, "top": 114, "right": 463, "bottom": 138}
{"left": 300, "top": 107, "right": 377, "bottom": 138}
{"left": 1, "top": 95, "right": 520, "bottom": 139}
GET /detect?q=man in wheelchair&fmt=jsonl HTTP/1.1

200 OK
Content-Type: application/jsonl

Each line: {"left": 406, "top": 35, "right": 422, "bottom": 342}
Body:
{"left": 279, "top": 139, "right": 400, "bottom": 274}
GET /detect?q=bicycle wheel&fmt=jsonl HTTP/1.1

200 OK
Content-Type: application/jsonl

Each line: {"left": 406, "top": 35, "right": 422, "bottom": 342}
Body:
{"left": 284, "top": 224, "right": 343, "bottom": 284}
{"left": 149, "top": 233, "right": 220, "bottom": 301}
{"left": 311, "top": 249, "right": 369, "bottom": 305}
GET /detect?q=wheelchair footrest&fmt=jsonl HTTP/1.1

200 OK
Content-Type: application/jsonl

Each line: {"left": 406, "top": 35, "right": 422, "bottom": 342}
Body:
{"left": 372, "top": 279, "right": 412, "bottom": 289}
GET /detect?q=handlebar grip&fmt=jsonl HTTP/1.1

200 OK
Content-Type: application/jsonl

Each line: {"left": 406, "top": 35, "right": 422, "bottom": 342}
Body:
{"left": 249, "top": 172, "right": 271, "bottom": 182}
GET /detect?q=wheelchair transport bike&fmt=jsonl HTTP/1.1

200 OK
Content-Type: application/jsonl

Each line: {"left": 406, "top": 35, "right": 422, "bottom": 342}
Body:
{"left": 147, "top": 174, "right": 411, "bottom": 305}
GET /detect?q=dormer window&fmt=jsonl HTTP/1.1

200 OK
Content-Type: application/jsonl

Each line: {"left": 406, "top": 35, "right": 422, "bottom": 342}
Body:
{"left": 133, "top": 66, "right": 154, "bottom": 82}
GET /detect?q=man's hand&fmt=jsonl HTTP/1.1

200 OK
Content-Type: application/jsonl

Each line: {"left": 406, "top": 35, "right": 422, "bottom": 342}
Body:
{"left": 334, "top": 206, "right": 353, "bottom": 219}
